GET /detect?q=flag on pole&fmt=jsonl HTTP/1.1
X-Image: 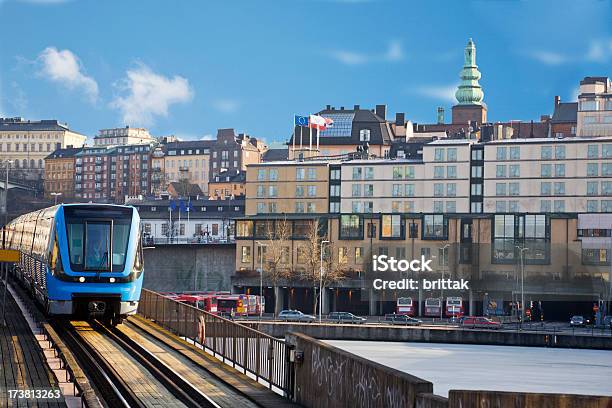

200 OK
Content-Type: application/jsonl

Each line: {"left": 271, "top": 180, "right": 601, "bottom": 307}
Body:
{"left": 294, "top": 115, "right": 309, "bottom": 126}
{"left": 309, "top": 115, "right": 334, "bottom": 131}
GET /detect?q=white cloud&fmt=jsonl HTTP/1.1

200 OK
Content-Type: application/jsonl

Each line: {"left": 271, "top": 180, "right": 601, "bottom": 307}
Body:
{"left": 586, "top": 38, "right": 612, "bottom": 62}
{"left": 328, "top": 41, "right": 405, "bottom": 65}
{"left": 111, "top": 64, "right": 194, "bottom": 127}
{"left": 570, "top": 87, "right": 580, "bottom": 102}
{"left": 201, "top": 134, "right": 214, "bottom": 140}
{"left": 415, "top": 84, "right": 457, "bottom": 104}
{"left": 526, "top": 50, "right": 567, "bottom": 65}
{"left": 211, "top": 99, "right": 239, "bottom": 113}
{"left": 37, "top": 46, "right": 98, "bottom": 102}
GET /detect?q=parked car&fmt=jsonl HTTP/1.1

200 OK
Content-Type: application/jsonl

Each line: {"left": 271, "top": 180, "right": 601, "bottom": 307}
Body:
{"left": 384, "top": 314, "right": 423, "bottom": 326}
{"left": 461, "top": 316, "right": 502, "bottom": 330}
{"left": 278, "top": 310, "right": 316, "bottom": 322}
{"left": 570, "top": 315, "right": 586, "bottom": 327}
{"left": 327, "top": 312, "right": 367, "bottom": 324}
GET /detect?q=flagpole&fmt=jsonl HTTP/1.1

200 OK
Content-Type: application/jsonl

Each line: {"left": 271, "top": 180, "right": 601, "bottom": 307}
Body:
{"left": 292, "top": 116, "right": 296, "bottom": 158}
{"left": 309, "top": 114, "right": 312, "bottom": 151}
{"left": 316, "top": 128, "right": 320, "bottom": 152}
{"left": 178, "top": 200, "right": 181, "bottom": 242}
{"left": 169, "top": 204, "right": 172, "bottom": 243}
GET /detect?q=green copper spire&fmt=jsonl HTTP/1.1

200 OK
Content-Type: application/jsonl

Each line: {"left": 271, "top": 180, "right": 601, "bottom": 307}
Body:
{"left": 455, "top": 38, "right": 484, "bottom": 105}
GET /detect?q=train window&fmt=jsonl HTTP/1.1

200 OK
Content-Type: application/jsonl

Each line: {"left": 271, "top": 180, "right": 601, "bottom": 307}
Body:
{"left": 67, "top": 222, "right": 84, "bottom": 265}
{"left": 112, "top": 222, "right": 131, "bottom": 271}
{"left": 85, "top": 222, "right": 111, "bottom": 270}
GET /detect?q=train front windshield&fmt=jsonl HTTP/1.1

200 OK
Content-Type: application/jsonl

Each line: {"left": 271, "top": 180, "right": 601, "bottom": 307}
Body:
{"left": 65, "top": 207, "right": 133, "bottom": 272}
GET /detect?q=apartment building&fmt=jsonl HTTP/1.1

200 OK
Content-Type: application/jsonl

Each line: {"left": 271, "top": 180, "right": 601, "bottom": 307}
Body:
{"left": 210, "top": 128, "right": 264, "bottom": 178}
{"left": 161, "top": 140, "right": 212, "bottom": 194}
{"left": 208, "top": 170, "right": 246, "bottom": 199}
{"left": 577, "top": 77, "right": 612, "bottom": 137}
{"left": 233, "top": 135, "right": 612, "bottom": 317}
{"left": 483, "top": 137, "right": 612, "bottom": 213}
{"left": 0, "top": 117, "right": 86, "bottom": 176}
{"left": 44, "top": 147, "right": 81, "bottom": 200}
{"left": 245, "top": 160, "right": 330, "bottom": 216}
{"left": 94, "top": 126, "right": 155, "bottom": 147}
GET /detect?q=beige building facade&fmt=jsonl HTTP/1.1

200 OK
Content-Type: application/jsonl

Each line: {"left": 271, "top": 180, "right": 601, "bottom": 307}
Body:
{"left": 0, "top": 117, "right": 86, "bottom": 175}
{"left": 577, "top": 77, "right": 612, "bottom": 137}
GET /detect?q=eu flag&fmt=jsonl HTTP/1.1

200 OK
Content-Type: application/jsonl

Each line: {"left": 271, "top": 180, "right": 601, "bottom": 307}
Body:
{"left": 294, "top": 115, "right": 309, "bottom": 126}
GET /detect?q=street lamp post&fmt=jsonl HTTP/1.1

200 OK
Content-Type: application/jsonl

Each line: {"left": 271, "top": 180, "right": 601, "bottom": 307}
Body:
{"left": 50, "top": 192, "right": 62, "bottom": 205}
{"left": 516, "top": 245, "right": 528, "bottom": 327}
{"left": 320, "top": 240, "right": 330, "bottom": 323}
{"left": 439, "top": 243, "right": 450, "bottom": 319}
{"left": 1, "top": 160, "right": 13, "bottom": 326}
{"left": 256, "top": 241, "right": 267, "bottom": 318}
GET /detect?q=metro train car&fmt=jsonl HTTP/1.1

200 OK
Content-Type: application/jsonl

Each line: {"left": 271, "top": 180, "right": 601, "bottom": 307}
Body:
{"left": 4, "top": 204, "right": 143, "bottom": 325}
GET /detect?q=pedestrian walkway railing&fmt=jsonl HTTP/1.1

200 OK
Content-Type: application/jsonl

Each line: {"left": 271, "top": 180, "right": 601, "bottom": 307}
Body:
{"left": 137, "top": 289, "right": 293, "bottom": 397}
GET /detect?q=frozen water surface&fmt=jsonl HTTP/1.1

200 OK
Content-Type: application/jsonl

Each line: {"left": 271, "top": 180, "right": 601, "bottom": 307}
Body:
{"left": 327, "top": 341, "right": 612, "bottom": 397}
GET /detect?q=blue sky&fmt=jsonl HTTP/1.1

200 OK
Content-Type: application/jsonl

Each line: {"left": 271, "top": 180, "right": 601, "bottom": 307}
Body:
{"left": 0, "top": 0, "right": 610, "bottom": 146}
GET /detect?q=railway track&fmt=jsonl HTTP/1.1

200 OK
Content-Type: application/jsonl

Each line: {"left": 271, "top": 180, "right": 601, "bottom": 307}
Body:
{"left": 51, "top": 318, "right": 222, "bottom": 408}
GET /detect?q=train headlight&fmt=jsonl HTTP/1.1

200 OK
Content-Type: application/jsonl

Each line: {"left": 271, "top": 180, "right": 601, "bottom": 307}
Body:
{"left": 109, "top": 277, "right": 116, "bottom": 283}
{"left": 79, "top": 277, "right": 85, "bottom": 283}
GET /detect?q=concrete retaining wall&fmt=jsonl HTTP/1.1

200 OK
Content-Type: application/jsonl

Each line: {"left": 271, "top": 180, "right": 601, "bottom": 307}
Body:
{"left": 448, "top": 390, "right": 612, "bottom": 408}
{"left": 286, "top": 332, "right": 433, "bottom": 408}
{"left": 251, "top": 322, "right": 612, "bottom": 350}
{"left": 143, "top": 244, "right": 235, "bottom": 292}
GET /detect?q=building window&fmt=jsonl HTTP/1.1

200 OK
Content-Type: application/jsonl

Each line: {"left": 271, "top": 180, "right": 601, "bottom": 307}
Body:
{"left": 296, "top": 185, "right": 304, "bottom": 197}
{"left": 241, "top": 246, "right": 251, "bottom": 263}
{"left": 509, "top": 201, "right": 519, "bottom": 212}
{"left": 554, "top": 200, "right": 565, "bottom": 212}
{"left": 257, "top": 169, "right": 266, "bottom": 181}
{"left": 446, "top": 201, "right": 456, "bottom": 213}
{"left": 406, "top": 166, "right": 415, "bottom": 179}
{"left": 351, "top": 201, "right": 362, "bottom": 213}
{"left": 306, "top": 202, "right": 316, "bottom": 213}
{"left": 329, "top": 202, "right": 340, "bottom": 213}
{"left": 363, "top": 184, "right": 373, "bottom": 197}
{"left": 236, "top": 220, "right": 253, "bottom": 238}
{"left": 586, "top": 200, "right": 598, "bottom": 213}
{"left": 541, "top": 164, "right": 552, "bottom": 178}
{"left": 603, "top": 163, "right": 612, "bottom": 176}
{"left": 471, "top": 184, "right": 482, "bottom": 195}
{"left": 433, "top": 183, "right": 444, "bottom": 197}
{"left": 447, "top": 148, "right": 457, "bottom": 162}
{"left": 496, "top": 201, "right": 507, "bottom": 212}
{"left": 355, "top": 247, "right": 363, "bottom": 264}
{"left": 359, "top": 129, "right": 371, "bottom": 142}
{"left": 405, "top": 184, "right": 415, "bottom": 197}
{"left": 307, "top": 168, "right": 317, "bottom": 180}
{"left": 257, "top": 185, "right": 265, "bottom": 198}
{"left": 540, "top": 200, "right": 551, "bottom": 212}
{"left": 269, "top": 169, "right": 278, "bottom": 181}
{"left": 433, "top": 201, "right": 443, "bottom": 213}
{"left": 541, "top": 146, "right": 552, "bottom": 160}
{"left": 509, "top": 164, "right": 520, "bottom": 178}
{"left": 509, "top": 182, "right": 520, "bottom": 196}
{"left": 555, "top": 145, "right": 566, "bottom": 159}
{"left": 434, "top": 166, "right": 444, "bottom": 179}
{"left": 554, "top": 182, "right": 565, "bottom": 195}
{"left": 330, "top": 168, "right": 341, "bottom": 180}
{"left": 296, "top": 168, "right": 305, "bottom": 180}
{"left": 471, "top": 149, "right": 483, "bottom": 160}
{"left": 496, "top": 146, "right": 507, "bottom": 160}
{"left": 269, "top": 186, "right": 278, "bottom": 197}
{"left": 295, "top": 202, "right": 305, "bottom": 213}
{"left": 351, "top": 184, "right": 361, "bottom": 197}
{"left": 471, "top": 166, "right": 483, "bottom": 177}
{"left": 447, "top": 166, "right": 457, "bottom": 178}
{"left": 496, "top": 183, "right": 506, "bottom": 196}
{"left": 447, "top": 183, "right": 456, "bottom": 197}
{"left": 381, "top": 214, "right": 403, "bottom": 239}
{"left": 256, "top": 203, "right": 266, "bottom": 214}
{"left": 363, "top": 201, "right": 373, "bottom": 213}
{"left": 603, "top": 181, "right": 612, "bottom": 196}
{"left": 496, "top": 165, "right": 506, "bottom": 178}
{"left": 364, "top": 167, "right": 374, "bottom": 180}
{"left": 603, "top": 145, "right": 612, "bottom": 158}
{"left": 540, "top": 182, "right": 551, "bottom": 195}
{"left": 352, "top": 167, "right": 362, "bottom": 180}
{"left": 330, "top": 185, "right": 340, "bottom": 197}
{"left": 339, "top": 215, "right": 363, "bottom": 239}
{"left": 588, "top": 145, "right": 599, "bottom": 159}
{"left": 509, "top": 146, "right": 520, "bottom": 160}
{"left": 587, "top": 163, "right": 599, "bottom": 177}
{"left": 392, "top": 166, "right": 403, "bottom": 179}
{"left": 587, "top": 181, "right": 598, "bottom": 196}
{"left": 582, "top": 249, "right": 609, "bottom": 266}
{"left": 603, "top": 201, "right": 612, "bottom": 212}
{"left": 391, "top": 201, "right": 401, "bottom": 213}
{"left": 555, "top": 164, "right": 565, "bottom": 177}
{"left": 422, "top": 214, "right": 447, "bottom": 240}
{"left": 434, "top": 148, "right": 444, "bottom": 161}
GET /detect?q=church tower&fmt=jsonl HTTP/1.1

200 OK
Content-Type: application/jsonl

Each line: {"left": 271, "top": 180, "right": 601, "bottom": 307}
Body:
{"left": 452, "top": 38, "right": 487, "bottom": 125}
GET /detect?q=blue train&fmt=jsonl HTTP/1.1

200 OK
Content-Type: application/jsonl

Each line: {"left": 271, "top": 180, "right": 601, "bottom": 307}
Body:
{"left": 4, "top": 204, "right": 143, "bottom": 325}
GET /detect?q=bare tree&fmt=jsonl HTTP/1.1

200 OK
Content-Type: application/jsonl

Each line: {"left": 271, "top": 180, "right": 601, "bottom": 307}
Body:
{"left": 298, "top": 219, "right": 349, "bottom": 315}
{"left": 264, "top": 217, "right": 293, "bottom": 285}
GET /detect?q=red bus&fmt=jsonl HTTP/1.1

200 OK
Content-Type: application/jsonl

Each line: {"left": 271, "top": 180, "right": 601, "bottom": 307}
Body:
{"left": 396, "top": 297, "right": 415, "bottom": 316}
{"left": 446, "top": 297, "right": 464, "bottom": 317}
{"left": 217, "top": 294, "right": 249, "bottom": 315}
{"left": 424, "top": 297, "right": 442, "bottom": 317}
{"left": 175, "top": 294, "right": 218, "bottom": 314}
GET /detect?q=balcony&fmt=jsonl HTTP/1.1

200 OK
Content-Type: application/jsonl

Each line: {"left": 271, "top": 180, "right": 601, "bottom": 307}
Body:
{"left": 179, "top": 166, "right": 190, "bottom": 172}
{"left": 95, "top": 166, "right": 103, "bottom": 173}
